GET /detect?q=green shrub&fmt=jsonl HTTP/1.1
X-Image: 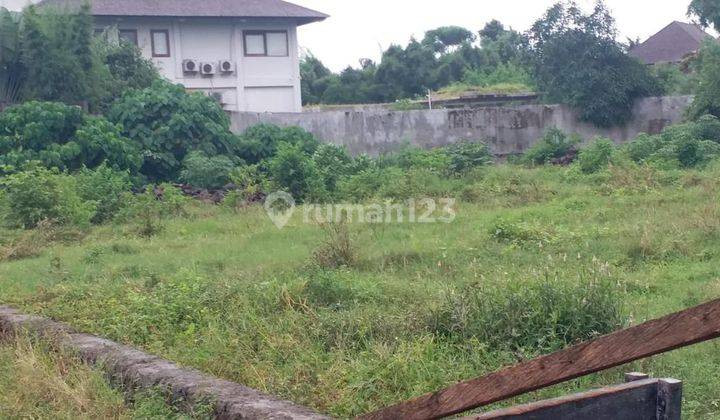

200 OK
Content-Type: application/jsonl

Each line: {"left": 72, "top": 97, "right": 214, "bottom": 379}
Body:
{"left": 444, "top": 140, "right": 492, "bottom": 174}
{"left": 313, "top": 144, "right": 354, "bottom": 196}
{"left": 108, "top": 81, "right": 239, "bottom": 181}
{"left": 626, "top": 119, "right": 720, "bottom": 168}
{"left": 382, "top": 144, "right": 451, "bottom": 173}
{"left": 179, "top": 152, "right": 236, "bottom": 189}
{"left": 522, "top": 128, "right": 580, "bottom": 165}
{"left": 0, "top": 165, "right": 95, "bottom": 228}
{"left": 0, "top": 101, "right": 141, "bottom": 173}
{"left": 430, "top": 271, "right": 625, "bottom": 353}
{"left": 227, "top": 164, "right": 268, "bottom": 203}
{"left": 75, "top": 164, "right": 132, "bottom": 223}
{"left": 490, "top": 218, "right": 555, "bottom": 245}
{"left": 675, "top": 137, "right": 720, "bottom": 168}
{"left": 651, "top": 63, "right": 696, "bottom": 96}
{"left": 338, "top": 167, "right": 400, "bottom": 202}
{"left": 626, "top": 133, "right": 663, "bottom": 164}
{"left": 237, "top": 124, "right": 320, "bottom": 165}
{"left": 268, "top": 142, "right": 326, "bottom": 202}
{"left": 577, "top": 138, "right": 615, "bottom": 174}
{"left": 116, "top": 184, "right": 187, "bottom": 237}
{"left": 379, "top": 168, "right": 459, "bottom": 200}
{"left": 349, "top": 154, "right": 373, "bottom": 174}
{"left": 686, "top": 41, "right": 720, "bottom": 120}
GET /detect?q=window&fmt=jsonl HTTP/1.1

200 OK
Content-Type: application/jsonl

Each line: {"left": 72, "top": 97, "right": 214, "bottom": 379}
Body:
{"left": 243, "top": 31, "right": 288, "bottom": 57}
{"left": 151, "top": 30, "right": 170, "bottom": 57}
{"left": 266, "top": 32, "right": 288, "bottom": 56}
{"left": 119, "top": 29, "right": 138, "bottom": 46}
{"left": 244, "top": 33, "right": 265, "bottom": 56}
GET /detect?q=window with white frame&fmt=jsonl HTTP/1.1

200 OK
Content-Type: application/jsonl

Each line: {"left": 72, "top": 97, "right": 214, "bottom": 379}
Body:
{"left": 151, "top": 29, "right": 170, "bottom": 57}
{"left": 243, "top": 31, "right": 288, "bottom": 57}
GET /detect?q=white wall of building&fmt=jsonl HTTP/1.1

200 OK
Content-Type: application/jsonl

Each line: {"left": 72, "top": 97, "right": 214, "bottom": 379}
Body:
{"left": 95, "top": 17, "right": 302, "bottom": 113}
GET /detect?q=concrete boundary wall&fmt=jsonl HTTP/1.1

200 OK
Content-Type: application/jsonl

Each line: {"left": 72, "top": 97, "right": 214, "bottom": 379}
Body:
{"left": 230, "top": 96, "right": 693, "bottom": 156}
{"left": 0, "top": 306, "right": 329, "bottom": 420}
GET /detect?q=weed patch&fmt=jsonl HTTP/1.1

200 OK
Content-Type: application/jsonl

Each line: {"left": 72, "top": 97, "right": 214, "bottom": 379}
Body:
{"left": 429, "top": 267, "right": 625, "bottom": 354}
{"left": 311, "top": 221, "right": 357, "bottom": 269}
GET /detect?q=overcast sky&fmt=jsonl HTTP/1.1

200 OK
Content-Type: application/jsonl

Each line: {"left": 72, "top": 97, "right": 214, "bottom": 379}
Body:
{"left": 294, "top": 0, "right": 697, "bottom": 71}
{"left": 1, "top": 0, "right": 699, "bottom": 72}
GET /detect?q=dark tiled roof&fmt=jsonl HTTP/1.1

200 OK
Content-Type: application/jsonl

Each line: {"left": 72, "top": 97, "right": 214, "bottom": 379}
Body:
{"left": 629, "top": 21, "right": 714, "bottom": 65}
{"left": 38, "top": 0, "right": 328, "bottom": 24}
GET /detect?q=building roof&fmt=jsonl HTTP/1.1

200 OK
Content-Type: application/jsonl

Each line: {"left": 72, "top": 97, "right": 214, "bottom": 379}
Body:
{"left": 629, "top": 21, "right": 714, "bottom": 65}
{"left": 38, "top": 0, "right": 328, "bottom": 25}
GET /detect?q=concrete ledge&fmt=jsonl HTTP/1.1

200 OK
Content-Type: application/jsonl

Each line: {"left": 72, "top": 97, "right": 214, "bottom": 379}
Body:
{"left": 0, "top": 306, "right": 330, "bottom": 420}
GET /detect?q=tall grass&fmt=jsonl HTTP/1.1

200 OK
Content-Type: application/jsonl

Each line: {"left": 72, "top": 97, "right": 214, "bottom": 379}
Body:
{"left": 429, "top": 267, "right": 625, "bottom": 354}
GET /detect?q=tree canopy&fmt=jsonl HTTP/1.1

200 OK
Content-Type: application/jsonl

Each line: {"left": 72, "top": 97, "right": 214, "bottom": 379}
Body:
{"left": 0, "top": 5, "right": 159, "bottom": 111}
{"left": 300, "top": 19, "right": 529, "bottom": 106}
{"left": 689, "top": 0, "right": 720, "bottom": 32}
{"left": 527, "top": 1, "right": 661, "bottom": 127}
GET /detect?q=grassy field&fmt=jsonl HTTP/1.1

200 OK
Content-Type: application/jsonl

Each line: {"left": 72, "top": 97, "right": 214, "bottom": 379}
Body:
{"left": 1, "top": 163, "right": 720, "bottom": 418}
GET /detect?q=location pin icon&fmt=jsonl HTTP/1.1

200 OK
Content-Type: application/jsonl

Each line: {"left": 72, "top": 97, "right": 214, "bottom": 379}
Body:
{"left": 264, "top": 191, "right": 296, "bottom": 229}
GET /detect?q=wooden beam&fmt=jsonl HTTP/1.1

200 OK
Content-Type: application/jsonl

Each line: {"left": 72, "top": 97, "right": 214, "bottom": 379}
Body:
{"left": 467, "top": 378, "right": 662, "bottom": 420}
{"left": 359, "top": 298, "right": 720, "bottom": 420}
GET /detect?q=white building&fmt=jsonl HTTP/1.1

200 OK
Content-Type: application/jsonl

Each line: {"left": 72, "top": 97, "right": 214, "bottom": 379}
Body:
{"left": 39, "top": 0, "right": 328, "bottom": 112}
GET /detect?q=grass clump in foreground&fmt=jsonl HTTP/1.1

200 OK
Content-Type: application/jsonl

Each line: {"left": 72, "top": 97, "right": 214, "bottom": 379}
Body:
{"left": 1, "top": 162, "right": 720, "bottom": 418}
{"left": 0, "top": 334, "right": 210, "bottom": 419}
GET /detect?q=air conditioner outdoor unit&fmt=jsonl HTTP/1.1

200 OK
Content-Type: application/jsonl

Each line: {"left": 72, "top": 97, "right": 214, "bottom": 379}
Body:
{"left": 182, "top": 59, "right": 198, "bottom": 73}
{"left": 200, "top": 62, "right": 217, "bottom": 75}
{"left": 219, "top": 60, "right": 236, "bottom": 73}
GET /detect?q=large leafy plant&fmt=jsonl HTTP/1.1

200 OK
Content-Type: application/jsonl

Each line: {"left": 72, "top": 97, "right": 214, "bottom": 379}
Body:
{"left": 108, "top": 80, "right": 240, "bottom": 181}
{"left": 0, "top": 101, "right": 141, "bottom": 173}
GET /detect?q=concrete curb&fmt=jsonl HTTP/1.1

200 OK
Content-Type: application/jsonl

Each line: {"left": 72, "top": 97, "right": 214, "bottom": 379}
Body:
{"left": 0, "top": 306, "right": 330, "bottom": 420}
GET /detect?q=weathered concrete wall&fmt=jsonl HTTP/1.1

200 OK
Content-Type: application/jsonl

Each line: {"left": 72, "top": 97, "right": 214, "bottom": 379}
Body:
{"left": 230, "top": 96, "right": 693, "bottom": 156}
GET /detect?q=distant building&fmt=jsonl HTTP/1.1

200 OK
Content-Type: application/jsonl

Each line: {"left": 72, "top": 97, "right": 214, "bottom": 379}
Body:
{"left": 38, "top": 0, "right": 328, "bottom": 113}
{"left": 630, "top": 21, "right": 714, "bottom": 66}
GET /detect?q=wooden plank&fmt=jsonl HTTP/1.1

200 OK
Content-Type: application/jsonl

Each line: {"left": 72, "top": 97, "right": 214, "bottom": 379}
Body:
{"left": 359, "top": 298, "right": 720, "bottom": 420}
{"left": 467, "top": 378, "right": 660, "bottom": 420}
{"left": 656, "top": 379, "right": 683, "bottom": 420}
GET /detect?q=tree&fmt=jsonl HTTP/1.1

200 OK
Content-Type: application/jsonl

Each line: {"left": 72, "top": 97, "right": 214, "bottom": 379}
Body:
{"left": 0, "top": 8, "right": 24, "bottom": 104}
{"left": 686, "top": 40, "right": 720, "bottom": 119}
{"left": 479, "top": 20, "right": 506, "bottom": 42}
{"left": 295, "top": 22, "right": 532, "bottom": 106}
{"left": 1, "top": 5, "right": 157, "bottom": 111}
{"left": 689, "top": 0, "right": 720, "bottom": 32}
{"left": 300, "top": 53, "right": 332, "bottom": 105}
{"left": 422, "top": 26, "right": 476, "bottom": 54}
{"left": 20, "top": 5, "right": 96, "bottom": 105}
{"left": 376, "top": 39, "right": 438, "bottom": 99}
{"left": 528, "top": 1, "right": 661, "bottom": 127}
{"left": 95, "top": 36, "right": 159, "bottom": 111}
